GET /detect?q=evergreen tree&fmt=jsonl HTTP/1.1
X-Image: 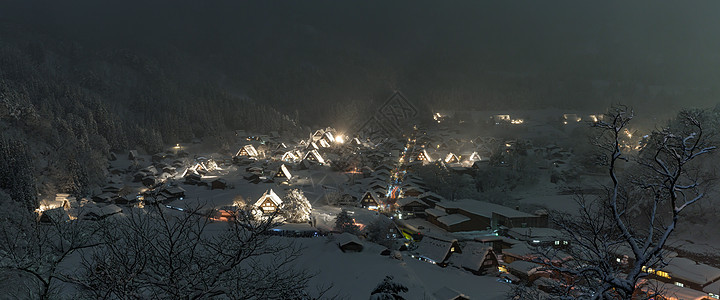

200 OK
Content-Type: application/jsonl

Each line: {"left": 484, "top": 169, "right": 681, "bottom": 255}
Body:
{"left": 334, "top": 209, "right": 358, "bottom": 234}
{"left": 281, "top": 189, "right": 312, "bottom": 223}
{"left": 370, "top": 276, "right": 408, "bottom": 300}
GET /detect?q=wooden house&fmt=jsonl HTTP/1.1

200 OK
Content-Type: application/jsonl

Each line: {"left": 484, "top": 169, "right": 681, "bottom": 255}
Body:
{"left": 337, "top": 232, "right": 363, "bottom": 252}
{"left": 254, "top": 189, "right": 283, "bottom": 214}
{"left": 273, "top": 164, "right": 293, "bottom": 180}
{"left": 236, "top": 144, "right": 259, "bottom": 158}
{"left": 303, "top": 150, "right": 325, "bottom": 164}
{"left": 360, "top": 191, "right": 382, "bottom": 210}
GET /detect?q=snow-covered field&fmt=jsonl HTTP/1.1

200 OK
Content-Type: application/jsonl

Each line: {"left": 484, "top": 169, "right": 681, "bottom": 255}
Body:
{"left": 294, "top": 236, "right": 510, "bottom": 299}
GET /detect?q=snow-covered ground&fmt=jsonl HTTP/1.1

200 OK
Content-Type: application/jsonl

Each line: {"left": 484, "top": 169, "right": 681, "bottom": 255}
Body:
{"left": 294, "top": 236, "right": 511, "bottom": 299}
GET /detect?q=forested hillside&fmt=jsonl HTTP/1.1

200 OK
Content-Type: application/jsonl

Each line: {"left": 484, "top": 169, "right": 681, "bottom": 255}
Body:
{"left": 0, "top": 24, "right": 300, "bottom": 209}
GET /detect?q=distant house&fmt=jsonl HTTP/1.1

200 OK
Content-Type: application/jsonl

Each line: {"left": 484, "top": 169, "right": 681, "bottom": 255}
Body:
{"left": 79, "top": 204, "right": 123, "bottom": 221}
{"left": 322, "top": 131, "right": 336, "bottom": 144}
{"left": 303, "top": 150, "right": 325, "bottom": 164}
{"left": 401, "top": 185, "right": 425, "bottom": 197}
{"left": 507, "top": 227, "right": 569, "bottom": 248}
{"left": 645, "top": 257, "right": 720, "bottom": 293}
{"left": 128, "top": 150, "right": 139, "bottom": 160}
{"left": 273, "top": 164, "right": 293, "bottom": 181}
{"left": 444, "top": 153, "right": 460, "bottom": 164}
{"left": 456, "top": 244, "right": 499, "bottom": 275}
{"left": 411, "top": 235, "right": 461, "bottom": 267}
{"left": 281, "top": 151, "right": 298, "bottom": 162}
{"left": 337, "top": 232, "right": 363, "bottom": 252}
{"left": 161, "top": 186, "right": 186, "bottom": 200}
{"left": 396, "top": 197, "right": 429, "bottom": 216}
{"left": 236, "top": 145, "right": 259, "bottom": 158}
{"left": 337, "top": 193, "right": 359, "bottom": 206}
{"left": 428, "top": 200, "right": 548, "bottom": 232}
{"left": 114, "top": 194, "right": 139, "bottom": 206}
{"left": 254, "top": 189, "right": 283, "bottom": 214}
{"left": 359, "top": 191, "right": 382, "bottom": 210}
{"left": 468, "top": 152, "right": 482, "bottom": 162}
{"left": 92, "top": 192, "right": 116, "bottom": 203}
{"left": 311, "top": 129, "right": 325, "bottom": 142}
{"left": 211, "top": 178, "right": 228, "bottom": 190}
{"left": 418, "top": 192, "right": 445, "bottom": 206}
{"left": 318, "top": 139, "right": 331, "bottom": 148}
{"left": 415, "top": 149, "right": 433, "bottom": 162}
{"left": 433, "top": 287, "right": 469, "bottom": 300}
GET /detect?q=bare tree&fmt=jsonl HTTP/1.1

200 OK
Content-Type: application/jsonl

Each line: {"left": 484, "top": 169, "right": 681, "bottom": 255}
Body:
{"left": 534, "top": 107, "right": 715, "bottom": 299}
{"left": 74, "top": 203, "right": 325, "bottom": 299}
{"left": 0, "top": 205, "right": 101, "bottom": 299}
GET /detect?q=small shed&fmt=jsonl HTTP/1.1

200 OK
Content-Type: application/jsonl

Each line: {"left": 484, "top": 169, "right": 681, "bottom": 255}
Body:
{"left": 337, "top": 232, "right": 363, "bottom": 252}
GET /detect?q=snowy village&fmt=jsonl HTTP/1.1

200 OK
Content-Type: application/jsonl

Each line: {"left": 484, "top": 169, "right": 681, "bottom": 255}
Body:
{"left": 2, "top": 2, "right": 720, "bottom": 300}
{"left": 19, "top": 100, "right": 718, "bottom": 300}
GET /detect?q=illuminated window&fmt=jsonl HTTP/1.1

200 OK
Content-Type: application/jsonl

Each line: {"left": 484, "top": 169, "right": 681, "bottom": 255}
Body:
{"left": 675, "top": 282, "right": 684, "bottom": 287}
{"left": 616, "top": 258, "right": 621, "bottom": 263}
{"left": 555, "top": 241, "right": 560, "bottom": 245}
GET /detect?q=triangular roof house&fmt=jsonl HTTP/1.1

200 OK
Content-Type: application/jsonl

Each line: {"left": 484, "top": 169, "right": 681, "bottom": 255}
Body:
{"left": 303, "top": 150, "right": 325, "bottom": 164}
{"left": 254, "top": 189, "right": 283, "bottom": 214}
{"left": 319, "top": 139, "right": 331, "bottom": 148}
{"left": 412, "top": 235, "right": 461, "bottom": 266}
{"left": 236, "top": 144, "right": 259, "bottom": 157}
{"left": 360, "top": 191, "right": 382, "bottom": 210}
{"left": 322, "top": 131, "right": 335, "bottom": 144}
{"left": 311, "top": 129, "right": 325, "bottom": 141}
{"left": 281, "top": 151, "right": 298, "bottom": 162}
{"left": 416, "top": 149, "right": 433, "bottom": 162}
{"left": 444, "top": 153, "right": 460, "bottom": 164}
{"left": 274, "top": 164, "right": 293, "bottom": 180}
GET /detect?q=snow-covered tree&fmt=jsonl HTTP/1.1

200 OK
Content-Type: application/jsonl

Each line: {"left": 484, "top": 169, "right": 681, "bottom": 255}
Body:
{"left": 370, "top": 276, "right": 408, "bottom": 300}
{"left": 334, "top": 209, "right": 358, "bottom": 234}
{"left": 0, "top": 203, "right": 101, "bottom": 299}
{"left": 281, "top": 189, "right": 312, "bottom": 223}
{"left": 536, "top": 107, "right": 715, "bottom": 299}
{"left": 364, "top": 216, "right": 395, "bottom": 248}
{"left": 76, "top": 204, "right": 325, "bottom": 299}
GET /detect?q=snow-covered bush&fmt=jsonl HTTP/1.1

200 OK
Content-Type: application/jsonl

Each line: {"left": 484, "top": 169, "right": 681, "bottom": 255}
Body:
{"left": 370, "top": 276, "right": 408, "bottom": 300}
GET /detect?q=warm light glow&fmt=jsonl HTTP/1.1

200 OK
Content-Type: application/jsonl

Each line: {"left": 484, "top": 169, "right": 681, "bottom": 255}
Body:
{"left": 510, "top": 119, "right": 524, "bottom": 124}
{"left": 336, "top": 135, "right": 344, "bottom": 144}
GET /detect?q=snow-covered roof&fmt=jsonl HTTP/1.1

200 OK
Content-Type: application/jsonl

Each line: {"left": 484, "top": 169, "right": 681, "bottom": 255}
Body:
{"left": 458, "top": 244, "right": 495, "bottom": 272}
{"left": 254, "top": 189, "right": 283, "bottom": 207}
{"left": 437, "top": 199, "right": 535, "bottom": 219}
{"left": 507, "top": 227, "right": 565, "bottom": 240}
{"left": 437, "top": 214, "right": 471, "bottom": 227}
{"left": 663, "top": 257, "right": 720, "bottom": 285}
{"left": 414, "top": 236, "right": 458, "bottom": 264}
{"left": 507, "top": 260, "right": 542, "bottom": 275}
{"left": 275, "top": 164, "right": 292, "bottom": 179}
{"left": 336, "top": 232, "right": 362, "bottom": 247}
{"left": 425, "top": 208, "right": 447, "bottom": 218}
{"left": 703, "top": 277, "right": 720, "bottom": 293}
{"left": 396, "top": 197, "right": 427, "bottom": 207}
{"left": 319, "top": 139, "right": 331, "bottom": 148}
{"left": 303, "top": 150, "right": 325, "bottom": 164}
{"left": 643, "top": 279, "right": 709, "bottom": 300}
{"left": 433, "top": 286, "right": 469, "bottom": 300}
{"left": 236, "top": 144, "right": 259, "bottom": 157}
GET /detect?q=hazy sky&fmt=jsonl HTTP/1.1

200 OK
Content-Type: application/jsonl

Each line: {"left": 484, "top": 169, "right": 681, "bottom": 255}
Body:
{"left": 2, "top": 0, "right": 720, "bottom": 121}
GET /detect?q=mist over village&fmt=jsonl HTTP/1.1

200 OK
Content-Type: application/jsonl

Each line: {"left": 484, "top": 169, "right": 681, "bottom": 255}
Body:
{"left": 2, "top": 1, "right": 720, "bottom": 299}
